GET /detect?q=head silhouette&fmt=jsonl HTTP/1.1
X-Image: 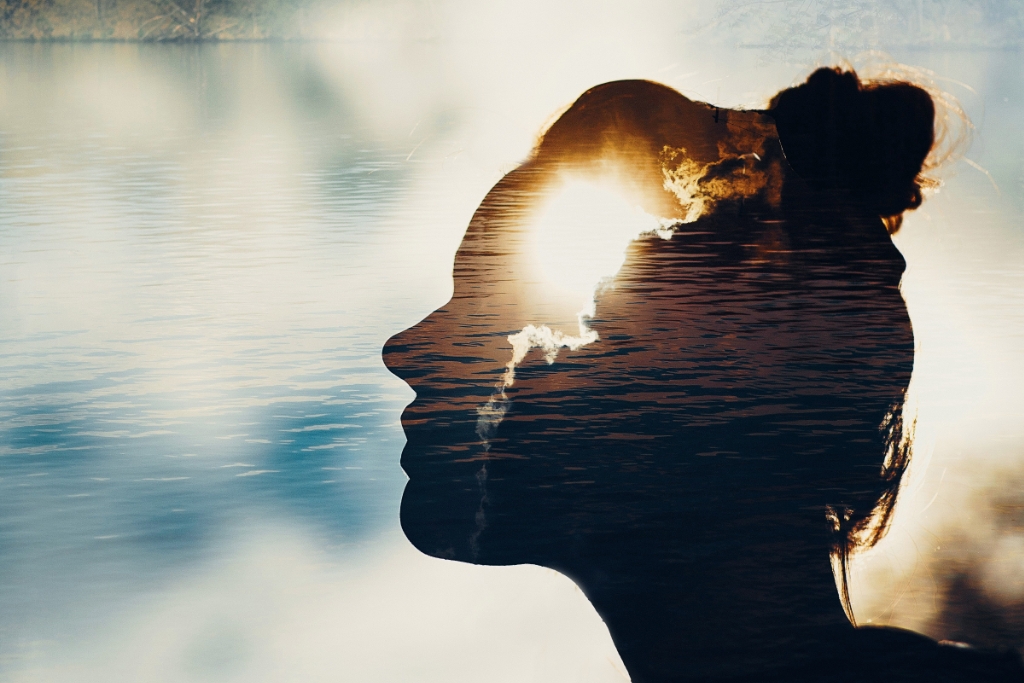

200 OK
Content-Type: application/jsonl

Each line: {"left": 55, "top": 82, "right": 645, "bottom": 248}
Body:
{"left": 381, "top": 71, "right": 1007, "bottom": 682}
{"left": 769, "top": 67, "right": 936, "bottom": 231}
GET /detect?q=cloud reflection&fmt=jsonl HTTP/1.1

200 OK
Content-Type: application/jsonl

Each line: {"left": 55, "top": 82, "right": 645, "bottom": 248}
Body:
{"left": 8, "top": 525, "right": 627, "bottom": 683}
{"left": 1, "top": 2, "right": 1023, "bottom": 676}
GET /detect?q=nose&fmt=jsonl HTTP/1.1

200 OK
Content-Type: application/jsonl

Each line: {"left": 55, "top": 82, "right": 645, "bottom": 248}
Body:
{"left": 383, "top": 319, "right": 420, "bottom": 386}
{"left": 382, "top": 304, "right": 450, "bottom": 391}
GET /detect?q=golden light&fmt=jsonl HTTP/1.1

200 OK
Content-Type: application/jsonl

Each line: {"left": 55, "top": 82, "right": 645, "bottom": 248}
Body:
{"left": 476, "top": 177, "right": 673, "bottom": 444}
{"left": 527, "top": 177, "right": 670, "bottom": 328}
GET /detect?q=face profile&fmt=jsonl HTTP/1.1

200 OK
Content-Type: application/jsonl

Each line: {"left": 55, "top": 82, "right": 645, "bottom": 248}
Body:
{"left": 384, "top": 70, "right": 1024, "bottom": 682}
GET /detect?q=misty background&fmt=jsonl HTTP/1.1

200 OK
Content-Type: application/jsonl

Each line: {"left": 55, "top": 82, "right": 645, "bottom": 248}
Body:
{"left": 0, "top": 1, "right": 1023, "bottom": 681}
{"left": 1, "top": 0, "right": 1023, "bottom": 44}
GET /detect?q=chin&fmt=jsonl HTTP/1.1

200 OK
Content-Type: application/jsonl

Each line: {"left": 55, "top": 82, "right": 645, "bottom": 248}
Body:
{"left": 398, "top": 430, "right": 494, "bottom": 563}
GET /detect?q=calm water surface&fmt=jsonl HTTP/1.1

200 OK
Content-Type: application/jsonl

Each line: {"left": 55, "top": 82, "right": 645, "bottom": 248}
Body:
{"left": 1, "top": 39, "right": 1023, "bottom": 681}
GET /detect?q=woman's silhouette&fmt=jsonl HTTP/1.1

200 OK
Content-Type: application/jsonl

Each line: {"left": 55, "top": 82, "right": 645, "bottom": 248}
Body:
{"left": 383, "top": 68, "right": 1024, "bottom": 682}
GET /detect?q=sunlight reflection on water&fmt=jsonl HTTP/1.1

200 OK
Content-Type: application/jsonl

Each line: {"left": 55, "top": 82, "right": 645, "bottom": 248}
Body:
{"left": 0, "top": 29, "right": 1022, "bottom": 680}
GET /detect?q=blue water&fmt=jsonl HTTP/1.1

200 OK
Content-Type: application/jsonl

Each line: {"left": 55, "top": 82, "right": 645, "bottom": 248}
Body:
{"left": 0, "top": 34, "right": 1022, "bottom": 680}
{"left": 0, "top": 43, "right": 430, "bottom": 662}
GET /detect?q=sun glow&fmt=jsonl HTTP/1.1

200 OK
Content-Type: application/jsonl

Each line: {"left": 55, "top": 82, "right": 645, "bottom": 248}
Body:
{"left": 529, "top": 178, "right": 671, "bottom": 322}
{"left": 476, "top": 178, "right": 671, "bottom": 444}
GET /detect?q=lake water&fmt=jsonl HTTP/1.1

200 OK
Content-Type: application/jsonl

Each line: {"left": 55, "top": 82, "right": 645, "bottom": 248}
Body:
{"left": 1, "top": 25, "right": 1023, "bottom": 682}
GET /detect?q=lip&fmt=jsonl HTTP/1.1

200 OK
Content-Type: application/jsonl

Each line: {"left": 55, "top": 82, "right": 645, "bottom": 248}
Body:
{"left": 396, "top": 398, "right": 489, "bottom": 472}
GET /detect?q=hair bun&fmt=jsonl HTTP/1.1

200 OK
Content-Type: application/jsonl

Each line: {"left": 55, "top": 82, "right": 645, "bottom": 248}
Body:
{"left": 769, "top": 67, "right": 935, "bottom": 220}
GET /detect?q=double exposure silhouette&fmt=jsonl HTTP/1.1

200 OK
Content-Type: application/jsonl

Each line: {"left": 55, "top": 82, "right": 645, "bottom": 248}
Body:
{"left": 383, "top": 69, "right": 1024, "bottom": 682}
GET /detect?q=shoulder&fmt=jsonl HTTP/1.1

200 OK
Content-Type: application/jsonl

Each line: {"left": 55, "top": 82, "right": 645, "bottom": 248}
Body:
{"left": 843, "top": 626, "right": 1024, "bottom": 682}
{"left": 711, "top": 627, "right": 1024, "bottom": 683}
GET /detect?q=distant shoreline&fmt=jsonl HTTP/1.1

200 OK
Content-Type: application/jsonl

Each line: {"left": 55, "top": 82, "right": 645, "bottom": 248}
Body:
{"left": 2, "top": 0, "right": 1022, "bottom": 47}
{"left": 1, "top": 38, "right": 1020, "bottom": 50}
{"left": 0, "top": 0, "right": 332, "bottom": 42}
{"left": 0, "top": 36, "right": 328, "bottom": 41}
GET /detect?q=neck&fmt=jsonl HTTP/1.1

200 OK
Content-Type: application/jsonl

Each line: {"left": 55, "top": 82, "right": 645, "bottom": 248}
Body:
{"left": 573, "top": 525, "right": 854, "bottom": 683}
